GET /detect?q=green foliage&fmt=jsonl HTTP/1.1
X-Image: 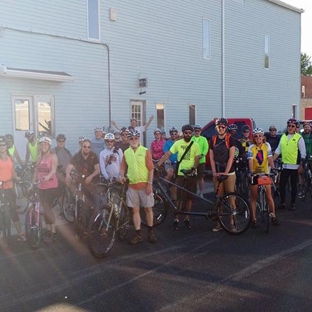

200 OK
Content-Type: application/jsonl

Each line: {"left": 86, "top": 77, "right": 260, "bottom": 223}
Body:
{"left": 301, "top": 53, "right": 312, "bottom": 76}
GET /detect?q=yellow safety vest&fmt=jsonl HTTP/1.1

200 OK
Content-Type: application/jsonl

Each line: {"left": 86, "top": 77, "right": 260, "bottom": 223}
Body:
{"left": 280, "top": 133, "right": 301, "bottom": 165}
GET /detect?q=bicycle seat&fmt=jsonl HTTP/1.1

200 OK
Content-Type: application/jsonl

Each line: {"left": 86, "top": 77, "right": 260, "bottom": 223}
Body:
{"left": 217, "top": 175, "right": 228, "bottom": 182}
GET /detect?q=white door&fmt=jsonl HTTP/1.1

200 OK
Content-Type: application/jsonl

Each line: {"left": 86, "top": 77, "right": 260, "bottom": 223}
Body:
{"left": 12, "top": 96, "right": 34, "bottom": 161}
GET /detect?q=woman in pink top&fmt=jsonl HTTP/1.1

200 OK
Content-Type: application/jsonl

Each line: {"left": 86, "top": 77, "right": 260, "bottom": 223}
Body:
{"left": 33, "top": 137, "right": 59, "bottom": 243}
{"left": 150, "top": 128, "right": 165, "bottom": 160}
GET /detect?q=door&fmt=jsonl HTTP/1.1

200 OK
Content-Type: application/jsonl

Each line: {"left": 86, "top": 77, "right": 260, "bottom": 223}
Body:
{"left": 12, "top": 96, "right": 34, "bottom": 161}
{"left": 305, "top": 107, "right": 312, "bottom": 120}
{"left": 131, "top": 100, "right": 146, "bottom": 146}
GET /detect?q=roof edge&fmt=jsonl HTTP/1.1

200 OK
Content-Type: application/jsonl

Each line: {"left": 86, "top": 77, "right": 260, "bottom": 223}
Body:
{"left": 267, "top": 0, "right": 304, "bottom": 14}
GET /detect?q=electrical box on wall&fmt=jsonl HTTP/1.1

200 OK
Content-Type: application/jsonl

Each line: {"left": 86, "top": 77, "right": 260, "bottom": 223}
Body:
{"left": 109, "top": 9, "right": 117, "bottom": 21}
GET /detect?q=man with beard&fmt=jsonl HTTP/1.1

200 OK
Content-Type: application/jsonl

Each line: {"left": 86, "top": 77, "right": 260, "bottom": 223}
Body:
{"left": 158, "top": 124, "right": 200, "bottom": 230}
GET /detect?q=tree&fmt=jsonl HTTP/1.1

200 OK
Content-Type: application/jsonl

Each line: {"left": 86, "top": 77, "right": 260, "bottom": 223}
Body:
{"left": 301, "top": 53, "right": 312, "bottom": 76}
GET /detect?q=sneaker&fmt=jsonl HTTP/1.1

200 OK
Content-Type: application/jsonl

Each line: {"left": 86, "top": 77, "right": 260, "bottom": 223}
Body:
{"left": 271, "top": 217, "right": 280, "bottom": 226}
{"left": 212, "top": 223, "right": 223, "bottom": 232}
{"left": 17, "top": 233, "right": 26, "bottom": 242}
{"left": 278, "top": 203, "right": 286, "bottom": 210}
{"left": 199, "top": 192, "right": 204, "bottom": 199}
{"left": 184, "top": 219, "right": 191, "bottom": 229}
{"left": 289, "top": 203, "right": 296, "bottom": 211}
{"left": 172, "top": 220, "right": 179, "bottom": 230}
{"left": 147, "top": 231, "right": 157, "bottom": 243}
{"left": 43, "top": 232, "right": 53, "bottom": 243}
{"left": 251, "top": 220, "right": 258, "bottom": 228}
{"left": 130, "top": 234, "right": 143, "bottom": 245}
{"left": 297, "top": 191, "right": 303, "bottom": 199}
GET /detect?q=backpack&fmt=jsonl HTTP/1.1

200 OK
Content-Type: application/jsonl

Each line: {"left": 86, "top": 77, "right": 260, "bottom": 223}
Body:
{"left": 211, "top": 133, "right": 231, "bottom": 149}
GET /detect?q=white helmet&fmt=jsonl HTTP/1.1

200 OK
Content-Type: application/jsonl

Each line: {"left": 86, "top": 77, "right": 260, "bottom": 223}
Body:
{"left": 104, "top": 133, "right": 115, "bottom": 140}
{"left": 252, "top": 127, "right": 264, "bottom": 135}
{"left": 39, "top": 136, "right": 52, "bottom": 145}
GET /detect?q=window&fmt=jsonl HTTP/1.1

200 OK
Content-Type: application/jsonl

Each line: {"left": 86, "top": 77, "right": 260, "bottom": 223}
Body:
{"left": 189, "top": 104, "right": 196, "bottom": 125}
{"left": 264, "top": 35, "right": 270, "bottom": 69}
{"left": 36, "top": 96, "right": 54, "bottom": 137}
{"left": 131, "top": 101, "right": 144, "bottom": 126}
{"left": 14, "top": 99, "right": 30, "bottom": 131}
{"left": 156, "top": 104, "right": 165, "bottom": 130}
{"left": 88, "top": 0, "right": 100, "bottom": 40}
{"left": 203, "top": 19, "right": 211, "bottom": 59}
{"left": 292, "top": 104, "right": 297, "bottom": 119}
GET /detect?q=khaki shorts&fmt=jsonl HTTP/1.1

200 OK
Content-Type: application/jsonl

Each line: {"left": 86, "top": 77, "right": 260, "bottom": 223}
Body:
{"left": 126, "top": 187, "right": 155, "bottom": 208}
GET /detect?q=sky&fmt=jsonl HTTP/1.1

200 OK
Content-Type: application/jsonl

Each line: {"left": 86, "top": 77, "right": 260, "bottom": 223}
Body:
{"left": 283, "top": 0, "right": 312, "bottom": 57}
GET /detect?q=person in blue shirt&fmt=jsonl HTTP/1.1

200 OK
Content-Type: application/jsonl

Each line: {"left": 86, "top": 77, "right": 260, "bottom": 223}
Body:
{"left": 163, "top": 127, "right": 179, "bottom": 181}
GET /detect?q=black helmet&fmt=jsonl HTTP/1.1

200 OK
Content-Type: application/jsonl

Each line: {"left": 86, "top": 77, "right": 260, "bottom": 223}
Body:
{"left": 215, "top": 118, "right": 228, "bottom": 126}
{"left": 228, "top": 124, "right": 238, "bottom": 131}
{"left": 4, "top": 134, "right": 14, "bottom": 141}
{"left": 193, "top": 125, "right": 202, "bottom": 130}
{"left": 242, "top": 125, "right": 250, "bottom": 132}
{"left": 287, "top": 118, "right": 297, "bottom": 125}
{"left": 181, "top": 124, "right": 193, "bottom": 132}
{"left": 56, "top": 134, "right": 66, "bottom": 141}
{"left": 127, "top": 129, "right": 140, "bottom": 138}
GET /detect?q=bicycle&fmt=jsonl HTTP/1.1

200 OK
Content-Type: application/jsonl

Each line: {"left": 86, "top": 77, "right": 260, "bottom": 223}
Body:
{"left": 87, "top": 178, "right": 130, "bottom": 258}
{"left": 15, "top": 164, "right": 35, "bottom": 214}
{"left": 146, "top": 168, "right": 251, "bottom": 234}
{"left": 24, "top": 181, "right": 43, "bottom": 249}
{"left": 0, "top": 181, "right": 12, "bottom": 246}
{"left": 301, "top": 156, "right": 312, "bottom": 208}
{"left": 235, "top": 157, "right": 250, "bottom": 200}
{"left": 251, "top": 173, "right": 277, "bottom": 234}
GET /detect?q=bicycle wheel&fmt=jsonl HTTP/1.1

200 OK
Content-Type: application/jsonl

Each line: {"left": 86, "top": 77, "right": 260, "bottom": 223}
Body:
{"left": 140, "top": 192, "right": 169, "bottom": 227}
{"left": 25, "top": 205, "right": 42, "bottom": 249}
{"left": 217, "top": 192, "right": 251, "bottom": 235}
{"left": 87, "top": 208, "right": 116, "bottom": 258}
{"left": 15, "top": 183, "right": 29, "bottom": 214}
{"left": 74, "top": 198, "right": 85, "bottom": 241}
{"left": 61, "top": 187, "right": 75, "bottom": 223}
{"left": 260, "top": 190, "right": 270, "bottom": 234}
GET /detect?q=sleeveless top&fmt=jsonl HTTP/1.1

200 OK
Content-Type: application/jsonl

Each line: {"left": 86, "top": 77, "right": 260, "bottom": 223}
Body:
{"left": 0, "top": 156, "right": 14, "bottom": 189}
{"left": 37, "top": 153, "right": 58, "bottom": 190}
{"left": 28, "top": 140, "right": 39, "bottom": 162}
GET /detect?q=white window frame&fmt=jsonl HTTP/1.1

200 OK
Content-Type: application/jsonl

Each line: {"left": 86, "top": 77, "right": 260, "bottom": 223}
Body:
{"left": 203, "top": 19, "right": 211, "bottom": 60}
{"left": 156, "top": 103, "right": 165, "bottom": 131}
{"left": 189, "top": 104, "right": 196, "bottom": 125}
{"left": 87, "top": 0, "right": 100, "bottom": 40}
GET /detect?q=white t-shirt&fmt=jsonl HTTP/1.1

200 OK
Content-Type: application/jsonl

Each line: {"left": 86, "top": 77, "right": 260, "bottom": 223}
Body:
{"left": 99, "top": 147, "right": 123, "bottom": 179}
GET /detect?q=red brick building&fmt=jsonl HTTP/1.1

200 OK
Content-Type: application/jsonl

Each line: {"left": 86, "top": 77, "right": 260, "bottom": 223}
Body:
{"left": 301, "top": 76, "right": 312, "bottom": 119}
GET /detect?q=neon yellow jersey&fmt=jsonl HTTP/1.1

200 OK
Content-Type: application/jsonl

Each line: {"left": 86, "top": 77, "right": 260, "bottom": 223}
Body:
{"left": 170, "top": 139, "right": 200, "bottom": 176}
{"left": 247, "top": 142, "right": 272, "bottom": 174}
{"left": 280, "top": 133, "right": 301, "bottom": 165}
{"left": 8, "top": 145, "right": 15, "bottom": 157}
{"left": 28, "top": 140, "right": 39, "bottom": 162}
{"left": 191, "top": 135, "right": 209, "bottom": 164}
{"left": 124, "top": 145, "right": 149, "bottom": 184}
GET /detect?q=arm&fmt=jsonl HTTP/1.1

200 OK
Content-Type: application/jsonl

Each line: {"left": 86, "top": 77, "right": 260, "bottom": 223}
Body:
{"left": 209, "top": 149, "right": 218, "bottom": 178}
{"left": 273, "top": 139, "right": 282, "bottom": 161}
{"left": 224, "top": 146, "right": 235, "bottom": 174}
{"left": 157, "top": 151, "right": 172, "bottom": 167}
{"left": 85, "top": 163, "right": 100, "bottom": 185}
{"left": 144, "top": 115, "right": 154, "bottom": 129}
{"left": 201, "top": 137, "right": 209, "bottom": 158}
{"left": 145, "top": 150, "right": 154, "bottom": 195}
{"left": 120, "top": 156, "right": 127, "bottom": 182}
{"left": 111, "top": 120, "right": 121, "bottom": 131}
{"left": 65, "top": 163, "right": 75, "bottom": 184}
{"left": 25, "top": 143, "right": 30, "bottom": 164}
{"left": 99, "top": 152, "right": 109, "bottom": 180}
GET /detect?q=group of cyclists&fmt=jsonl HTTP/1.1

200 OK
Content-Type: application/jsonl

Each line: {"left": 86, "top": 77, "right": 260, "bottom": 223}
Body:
{"left": 0, "top": 115, "right": 310, "bottom": 245}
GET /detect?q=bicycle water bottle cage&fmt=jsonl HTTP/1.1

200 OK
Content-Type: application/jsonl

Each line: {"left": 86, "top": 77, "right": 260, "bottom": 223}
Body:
{"left": 217, "top": 175, "right": 228, "bottom": 182}
{"left": 257, "top": 176, "right": 272, "bottom": 186}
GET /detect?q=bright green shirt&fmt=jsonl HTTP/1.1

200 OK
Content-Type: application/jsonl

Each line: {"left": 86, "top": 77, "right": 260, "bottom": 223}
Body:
{"left": 170, "top": 139, "right": 200, "bottom": 176}
{"left": 191, "top": 135, "right": 209, "bottom": 164}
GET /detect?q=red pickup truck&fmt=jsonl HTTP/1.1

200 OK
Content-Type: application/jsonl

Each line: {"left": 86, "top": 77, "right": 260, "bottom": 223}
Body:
{"left": 201, "top": 118, "right": 256, "bottom": 168}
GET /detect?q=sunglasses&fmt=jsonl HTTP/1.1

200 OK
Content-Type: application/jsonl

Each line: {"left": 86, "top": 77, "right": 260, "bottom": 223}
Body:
{"left": 217, "top": 125, "right": 226, "bottom": 129}
{"left": 288, "top": 125, "right": 296, "bottom": 128}
{"left": 105, "top": 140, "right": 114, "bottom": 143}
{"left": 183, "top": 131, "right": 193, "bottom": 135}
{"left": 254, "top": 135, "right": 263, "bottom": 138}
{"left": 269, "top": 129, "right": 276, "bottom": 131}
{"left": 129, "top": 137, "right": 139, "bottom": 141}
{"left": 170, "top": 132, "right": 178, "bottom": 135}
{"left": 194, "top": 129, "right": 201, "bottom": 132}
{"left": 243, "top": 130, "right": 250, "bottom": 133}
{"left": 0, "top": 143, "right": 7, "bottom": 147}
{"left": 83, "top": 145, "right": 91, "bottom": 149}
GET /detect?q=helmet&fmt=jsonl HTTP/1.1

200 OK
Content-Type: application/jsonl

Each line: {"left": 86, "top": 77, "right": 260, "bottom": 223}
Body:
{"left": 181, "top": 124, "right": 193, "bottom": 132}
{"left": 242, "top": 125, "right": 251, "bottom": 132}
{"left": 127, "top": 130, "right": 140, "bottom": 138}
{"left": 193, "top": 125, "right": 202, "bottom": 130}
{"left": 269, "top": 125, "right": 277, "bottom": 131}
{"left": 39, "top": 136, "right": 52, "bottom": 145}
{"left": 94, "top": 126, "right": 103, "bottom": 132}
{"left": 56, "top": 134, "right": 66, "bottom": 141}
{"left": 169, "top": 127, "right": 178, "bottom": 134}
{"left": 120, "top": 127, "right": 128, "bottom": 133}
{"left": 154, "top": 128, "right": 162, "bottom": 135}
{"left": 228, "top": 124, "right": 238, "bottom": 131}
{"left": 78, "top": 136, "right": 86, "bottom": 143}
{"left": 113, "top": 130, "right": 121, "bottom": 135}
{"left": 25, "top": 130, "right": 34, "bottom": 138}
{"left": 104, "top": 133, "right": 115, "bottom": 140}
{"left": 0, "top": 136, "right": 7, "bottom": 145}
{"left": 215, "top": 118, "right": 228, "bottom": 126}
{"left": 161, "top": 130, "right": 166, "bottom": 135}
{"left": 81, "top": 138, "right": 91, "bottom": 145}
{"left": 4, "top": 134, "right": 14, "bottom": 141}
{"left": 252, "top": 127, "right": 264, "bottom": 135}
{"left": 287, "top": 118, "right": 297, "bottom": 125}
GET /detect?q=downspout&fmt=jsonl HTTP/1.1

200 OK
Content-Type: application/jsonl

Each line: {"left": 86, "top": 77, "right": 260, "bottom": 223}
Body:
{"left": 0, "top": 25, "right": 112, "bottom": 124}
{"left": 221, "top": 0, "right": 225, "bottom": 117}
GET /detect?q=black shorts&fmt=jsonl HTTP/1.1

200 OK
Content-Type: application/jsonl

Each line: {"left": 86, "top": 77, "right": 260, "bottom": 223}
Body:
{"left": 175, "top": 175, "right": 197, "bottom": 200}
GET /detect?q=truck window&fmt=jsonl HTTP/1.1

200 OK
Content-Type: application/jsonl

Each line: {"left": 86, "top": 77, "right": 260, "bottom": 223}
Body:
{"left": 202, "top": 123, "right": 217, "bottom": 141}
